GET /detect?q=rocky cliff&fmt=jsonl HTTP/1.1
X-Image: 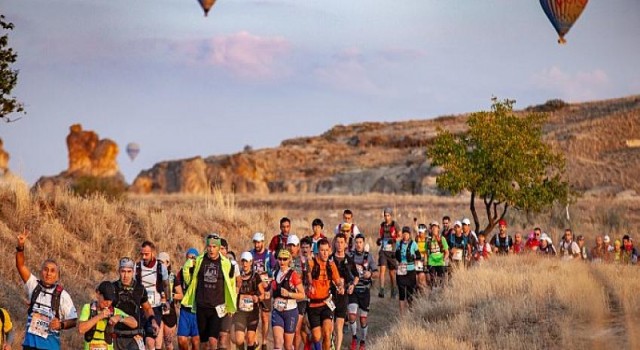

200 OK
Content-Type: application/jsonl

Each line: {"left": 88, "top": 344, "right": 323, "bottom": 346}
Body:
{"left": 0, "top": 138, "right": 9, "bottom": 176}
{"left": 34, "top": 124, "right": 125, "bottom": 192}
{"left": 131, "top": 95, "right": 640, "bottom": 197}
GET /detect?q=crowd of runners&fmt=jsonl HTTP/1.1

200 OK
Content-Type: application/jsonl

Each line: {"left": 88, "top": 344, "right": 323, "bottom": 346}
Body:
{"left": 4, "top": 208, "right": 638, "bottom": 350}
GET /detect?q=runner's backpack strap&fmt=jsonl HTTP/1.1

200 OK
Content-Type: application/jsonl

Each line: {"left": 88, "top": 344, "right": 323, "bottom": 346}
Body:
{"left": 28, "top": 282, "right": 63, "bottom": 319}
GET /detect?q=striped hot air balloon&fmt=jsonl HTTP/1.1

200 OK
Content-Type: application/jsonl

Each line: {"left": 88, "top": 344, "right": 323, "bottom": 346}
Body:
{"left": 540, "top": 0, "right": 589, "bottom": 44}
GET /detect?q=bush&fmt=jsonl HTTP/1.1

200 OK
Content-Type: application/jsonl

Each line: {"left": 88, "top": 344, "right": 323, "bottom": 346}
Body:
{"left": 71, "top": 176, "right": 126, "bottom": 200}
{"left": 525, "top": 99, "right": 568, "bottom": 113}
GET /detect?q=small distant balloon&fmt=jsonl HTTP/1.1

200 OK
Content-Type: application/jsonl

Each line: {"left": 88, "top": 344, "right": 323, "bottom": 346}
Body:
{"left": 198, "top": 0, "right": 217, "bottom": 16}
{"left": 539, "top": 0, "right": 589, "bottom": 44}
{"left": 126, "top": 143, "right": 140, "bottom": 161}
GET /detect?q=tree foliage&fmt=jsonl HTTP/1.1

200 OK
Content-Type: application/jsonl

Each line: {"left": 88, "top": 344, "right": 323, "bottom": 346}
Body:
{"left": 427, "top": 98, "right": 570, "bottom": 234}
{"left": 0, "top": 14, "right": 25, "bottom": 122}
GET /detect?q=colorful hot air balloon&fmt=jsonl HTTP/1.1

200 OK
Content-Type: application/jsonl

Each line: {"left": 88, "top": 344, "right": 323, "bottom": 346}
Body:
{"left": 198, "top": 0, "right": 217, "bottom": 16}
{"left": 540, "top": 0, "right": 589, "bottom": 44}
{"left": 126, "top": 142, "right": 140, "bottom": 161}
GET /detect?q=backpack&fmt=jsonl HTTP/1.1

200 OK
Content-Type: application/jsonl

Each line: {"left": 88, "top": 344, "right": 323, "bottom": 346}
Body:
{"left": 84, "top": 301, "right": 114, "bottom": 344}
{"left": 239, "top": 271, "right": 260, "bottom": 295}
{"left": 273, "top": 234, "right": 288, "bottom": 259}
{"left": 395, "top": 240, "right": 416, "bottom": 263}
{"left": 28, "top": 282, "right": 63, "bottom": 319}
{"left": 329, "top": 254, "right": 355, "bottom": 284}
{"left": 449, "top": 234, "right": 468, "bottom": 250}
{"left": 380, "top": 221, "right": 398, "bottom": 239}
{"left": 273, "top": 269, "right": 295, "bottom": 298}
{"left": 136, "top": 260, "right": 165, "bottom": 294}
{"left": 311, "top": 257, "right": 334, "bottom": 281}
{"left": 495, "top": 235, "right": 511, "bottom": 251}
{"left": 429, "top": 237, "right": 445, "bottom": 254}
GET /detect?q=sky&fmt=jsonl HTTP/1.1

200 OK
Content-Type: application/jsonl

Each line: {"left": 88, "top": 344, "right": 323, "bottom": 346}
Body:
{"left": 2, "top": 0, "right": 639, "bottom": 184}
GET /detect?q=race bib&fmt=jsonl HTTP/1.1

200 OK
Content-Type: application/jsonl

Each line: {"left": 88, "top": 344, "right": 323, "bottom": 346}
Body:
{"left": 452, "top": 249, "right": 463, "bottom": 261}
{"left": 356, "top": 264, "right": 364, "bottom": 277}
{"left": 147, "top": 290, "right": 159, "bottom": 307}
{"left": 215, "top": 303, "right": 227, "bottom": 318}
{"left": 324, "top": 297, "right": 336, "bottom": 311}
{"left": 28, "top": 312, "right": 50, "bottom": 339}
{"left": 383, "top": 243, "right": 394, "bottom": 252}
{"left": 415, "top": 260, "right": 424, "bottom": 272}
{"left": 239, "top": 295, "right": 254, "bottom": 312}
{"left": 89, "top": 342, "right": 108, "bottom": 350}
{"left": 274, "top": 298, "right": 288, "bottom": 312}
{"left": 135, "top": 336, "right": 145, "bottom": 350}
{"left": 397, "top": 263, "right": 408, "bottom": 276}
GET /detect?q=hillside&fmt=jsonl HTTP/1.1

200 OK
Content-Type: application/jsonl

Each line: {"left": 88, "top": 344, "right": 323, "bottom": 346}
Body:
{"left": 131, "top": 95, "right": 640, "bottom": 197}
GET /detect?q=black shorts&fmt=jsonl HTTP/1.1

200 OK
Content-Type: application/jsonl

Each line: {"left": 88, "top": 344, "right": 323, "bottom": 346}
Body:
{"left": 378, "top": 250, "right": 398, "bottom": 270}
{"left": 333, "top": 293, "right": 349, "bottom": 319}
{"left": 233, "top": 309, "right": 260, "bottom": 332}
{"left": 396, "top": 271, "right": 417, "bottom": 302}
{"left": 307, "top": 305, "right": 334, "bottom": 329}
{"left": 348, "top": 288, "right": 371, "bottom": 313}
{"left": 196, "top": 306, "right": 225, "bottom": 341}
{"left": 260, "top": 298, "right": 272, "bottom": 312}
{"left": 297, "top": 300, "right": 308, "bottom": 316}
{"left": 221, "top": 313, "right": 232, "bottom": 333}
{"left": 144, "top": 306, "right": 163, "bottom": 339}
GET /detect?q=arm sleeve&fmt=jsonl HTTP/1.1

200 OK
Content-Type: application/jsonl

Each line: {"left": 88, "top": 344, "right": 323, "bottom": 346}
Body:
{"left": 161, "top": 264, "right": 169, "bottom": 281}
{"left": 78, "top": 304, "right": 91, "bottom": 322}
{"left": 1, "top": 309, "right": 12, "bottom": 333}
{"left": 369, "top": 255, "right": 378, "bottom": 272}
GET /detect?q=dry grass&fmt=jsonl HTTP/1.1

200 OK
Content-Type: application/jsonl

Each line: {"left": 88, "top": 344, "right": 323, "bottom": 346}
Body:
{"left": 1, "top": 175, "right": 640, "bottom": 348}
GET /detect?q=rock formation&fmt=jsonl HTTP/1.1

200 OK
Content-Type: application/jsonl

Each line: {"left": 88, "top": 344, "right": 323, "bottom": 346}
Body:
{"left": 0, "top": 138, "right": 9, "bottom": 176}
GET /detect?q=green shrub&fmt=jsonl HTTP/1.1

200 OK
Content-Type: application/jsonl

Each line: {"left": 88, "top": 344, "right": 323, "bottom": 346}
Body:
{"left": 71, "top": 176, "right": 126, "bottom": 200}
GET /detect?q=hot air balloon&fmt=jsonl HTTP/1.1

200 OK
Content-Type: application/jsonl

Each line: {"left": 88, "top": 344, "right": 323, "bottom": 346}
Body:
{"left": 540, "top": 0, "right": 589, "bottom": 44}
{"left": 198, "top": 0, "right": 217, "bottom": 16}
{"left": 126, "top": 142, "right": 140, "bottom": 161}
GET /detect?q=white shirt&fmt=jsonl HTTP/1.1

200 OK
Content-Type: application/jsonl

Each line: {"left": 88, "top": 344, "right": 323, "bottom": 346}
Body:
{"left": 25, "top": 274, "right": 77, "bottom": 323}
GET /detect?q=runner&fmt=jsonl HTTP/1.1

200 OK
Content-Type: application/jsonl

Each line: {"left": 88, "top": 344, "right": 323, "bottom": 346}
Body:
{"left": 590, "top": 236, "right": 609, "bottom": 264}
{"left": 558, "top": 229, "right": 580, "bottom": 260}
{"left": 234, "top": 252, "right": 266, "bottom": 350}
{"left": 537, "top": 234, "right": 557, "bottom": 256}
{"left": 15, "top": 228, "right": 78, "bottom": 350}
{"left": 394, "top": 227, "right": 421, "bottom": 315}
{"left": 112, "top": 257, "right": 157, "bottom": 350}
{"left": 414, "top": 224, "right": 429, "bottom": 292}
{"left": 136, "top": 241, "right": 169, "bottom": 350}
{"left": 447, "top": 221, "right": 471, "bottom": 270}
{"left": 220, "top": 238, "right": 242, "bottom": 350}
{"left": 309, "top": 219, "right": 328, "bottom": 255}
{"left": 576, "top": 235, "right": 589, "bottom": 261}
{"left": 269, "top": 218, "right": 292, "bottom": 260}
{"left": 271, "top": 250, "right": 306, "bottom": 350}
{"left": 489, "top": 220, "right": 513, "bottom": 255}
{"left": 612, "top": 239, "right": 623, "bottom": 263}
{"left": 330, "top": 233, "right": 359, "bottom": 350}
{"left": 173, "top": 248, "right": 200, "bottom": 350}
{"left": 299, "top": 237, "right": 314, "bottom": 350}
{"left": 461, "top": 218, "right": 478, "bottom": 249}
{"left": 334, "top": 209, "right": 361, "bottom": 252}
{"left": 181, "top": 234, "right": 237, "bottom": 350}
{"left": 250, "top": 232, "right": 275, "bottom": 350}
{"left": 621, "top": 235, "right": 638, "bottom": 265}
{"left": 472, "top": 233, "right": 492, "bottom": 263}
{"left": 525, "top": 228, "right": 542, "bottom": 252}
{"left": 306, "top": 239, "right": 342, "bottom": 350}
{"left": 348, "top": 234, "right": 377, "bottom": 350}
{"left": 376, "top": 208, "right": 400, "bottom": 299}
{"left": 441, "top": 216, "right": 453, "bottom": 237}
{"left": 157, "top": 252, "right": 177, "bottom": 350}
{"left": 1, "top": 306, "right": 14, "bottom": 350}
{"left": 512, "top": 232, "right": 525, "bottom": 254}
{"left": 78, "top": 281, "right": 138, "bottom": 350}
{"left": 287, "top": 235, "right": 309, "bottom": 350}
{"left": 603, "top": 235, "right": 613, "bottom": 252}
{"left": 427, "top": 222, "right": 449, "bottom": 290}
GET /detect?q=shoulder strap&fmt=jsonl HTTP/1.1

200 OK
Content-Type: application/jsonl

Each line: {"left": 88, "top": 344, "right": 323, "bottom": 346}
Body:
{"left": 311, "top": 257, "right": 320, "bottom": 279}
{"left": 0, "top": 308, "right": 5, "bottom": 325}
{"left": 326, "top": 259, "right": 333, "bottom": 281}
{"left": 156, "top": 261, "right": 164, "bottom": 293}
{"left": 135, "top": 262, "right": 142, "bottom": 282}
{"left": 28, "top": 283, "right": 43, "bottom": 315}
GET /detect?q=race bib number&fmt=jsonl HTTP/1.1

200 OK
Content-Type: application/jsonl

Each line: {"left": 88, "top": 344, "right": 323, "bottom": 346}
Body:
{"left": 147, "top": 290, "right": 159, "bottom": 307}
{"left": 324, "top": 297, "right": 336, "bottom": 311}
{"left": 239, "top": 295, "right": 254, "bottom": 312}
{"left": 28, "top": 312, "right": 50, "bottom": 339}
{"left": 397, "top": 263, "right": 408, "bottom": 276}
{"left": 383, "top": 243, "right": 394, "bottom": 252}
{"left": 452, "top": 249, "right": 463, "bottom": 261}
{"left": 356, "top": 264, "right": 364, "bottom": 277}
{"left": 215, "top": 303, "right": 227, "bottom": 318}
{"left": 274, "top": 298, "right": 287, "bottom": 312}
{"left": 89, "top": 342, "right": 108, "bottom": 350}
{"left": 415, "top": 260, "right": 424, "bottom": 272}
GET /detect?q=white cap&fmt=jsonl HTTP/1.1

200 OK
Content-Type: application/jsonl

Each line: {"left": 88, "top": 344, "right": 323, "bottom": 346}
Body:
{"left": 540, "top": 233, "right": 552, "bottom": 244}
{"left": 430, "top": 221, "right": 440, "bottom": 227}
{"left": 240, "top": 251, "right": 253, "bottom": 261}
{"left": 462, "top": 218, "right": 471, "bottom": 225}
{"left": 453, "top": 220, "right": 462, "bottom": 227}
{"left": 603, "top": 235, "right": 610, "bottom": 243}
{"left": 252, "top": 232, "right": 265, "bottom": 242}
{"left": 287, "top": 234, "right": 300, "bottom": 246}
{"left": 158, "top": 252, "right": 170, "bottom": 265}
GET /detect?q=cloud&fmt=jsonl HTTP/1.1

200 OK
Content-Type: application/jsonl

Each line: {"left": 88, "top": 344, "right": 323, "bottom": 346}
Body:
{"left": 531, "top": 66, "right": 611, "bottom": 101}
{"left": 173, "top": 31, "right": 292, "bottom": 80}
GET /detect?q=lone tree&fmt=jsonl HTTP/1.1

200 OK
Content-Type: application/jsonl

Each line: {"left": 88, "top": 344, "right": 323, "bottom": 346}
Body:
{"left": 427, "top": 98, "right": 570, "bottom": 234}
{"left": 1, "top": 14, "right": 25, "bottom": 122}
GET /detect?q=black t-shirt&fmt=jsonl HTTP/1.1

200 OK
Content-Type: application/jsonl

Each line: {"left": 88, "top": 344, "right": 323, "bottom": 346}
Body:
{"left": 112, "top": 280, "right": 148, "bottom": 332}
{"left": 238, "top": 271, "right": 262, "bottom": 296}
{"left": 196, "top": 255, "right": 226, "bottom": 309}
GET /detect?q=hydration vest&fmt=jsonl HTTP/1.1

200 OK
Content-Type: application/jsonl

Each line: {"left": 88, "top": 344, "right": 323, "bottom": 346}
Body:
{"left": 84, "top": 301, "right": 114, "bottom": 344}
{"left": 28, "top": 282, "right": 63, "bottom": 319}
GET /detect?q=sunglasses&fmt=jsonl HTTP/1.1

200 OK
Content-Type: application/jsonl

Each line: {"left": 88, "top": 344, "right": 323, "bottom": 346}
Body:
{"left": 277, "top": 258, "right": 289, "bottom": 262}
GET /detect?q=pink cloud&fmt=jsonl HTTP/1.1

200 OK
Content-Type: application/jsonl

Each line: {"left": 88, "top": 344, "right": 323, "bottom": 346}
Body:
{"left": 315, "top": 47, "right": 381, "bottom": 94}
{"left": 175, "top": 31, "right": 292, "bottom": 80}
{"left": 531, "top": 66, "right": 611, "bottom": 101}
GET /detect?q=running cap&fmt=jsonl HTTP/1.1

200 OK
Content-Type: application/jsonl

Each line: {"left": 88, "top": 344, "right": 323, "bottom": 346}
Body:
{"left": 430, "top": 221, "right": 440, "bottom": 227}
{"left": 462, "top": 218, "right": 471, "bottom": 225}
{"left": 186, "top": 248, "right": 199, "bottom": 257}
{"left": 341, "top": 223, "right": 352, "bottom": 232}
{"left": 417, "top": 224, "right": 428, "bottom": 232}
{"left": 354, "top": 233, "right": 366, "bottom": 240}
{"left": 157, "top": 252, "right": 170, "bottom": 265}
{"left": 402, "top": 226, "right": 412, "bottom": 233}
{"left": 119, "top": 257, "right": 135, "bottom": 270}
{"left": 252, "top": 232, "right": 265, "bottom": 242}
{"left": 97, "top": 281, "right": 116, "bottom": 301}
{"left": 498, "top": 219, "right": 507, "bottom": 227}
{"left": 205, "top": 233, "right": 221, "bottom": 246}
{"left": 453, "top": 220, "right": 462, "bottom": 227}
{"left": 277, "top": 249, "right": 291, "bottom": 259}
{"left": 240, "top": 251, "right": 253, "bottom": 262}
{"left": 287, "top": 234, "right": 300, "bottom": 246}
{"left": 603, "top": 235, "right": 611, "bottom": 243}
{"left": 383, "top": 207, "right": 393, "bottom": 215}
